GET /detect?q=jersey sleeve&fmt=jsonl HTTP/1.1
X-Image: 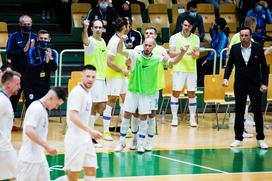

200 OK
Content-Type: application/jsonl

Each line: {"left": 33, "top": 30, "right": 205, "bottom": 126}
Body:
{"left": 84, "top": 37, "right": 96, "bottom": 55}
{"left": 107, "top": 38, "right": 118, "bottom": 56}
{"left": 169, "top": 35, "right": 176, "bottom": 49}
{"left": 128, "top": 50, "right": 139, "bottom": 70}
{"left": 69, "top": 88, "right": 84, "bottom": 112}
{"left": 24, "top": 103, "right": 43, "bottom": 128}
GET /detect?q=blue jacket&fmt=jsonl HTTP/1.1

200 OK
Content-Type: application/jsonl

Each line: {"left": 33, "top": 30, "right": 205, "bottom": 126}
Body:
{"left": 246, "top": 8, "right": 272, "bottom": 36}
{"left": 206, "top": 29, "right": 228, "bottom": 62}
{"left": 175, "top": 12, "right": 205, "bottom": 41}
{"left": 6, "top": 31, "right": 37, "bottom": 74}
{"left": 25, "top": 46, "right": 58, "bottom": 90}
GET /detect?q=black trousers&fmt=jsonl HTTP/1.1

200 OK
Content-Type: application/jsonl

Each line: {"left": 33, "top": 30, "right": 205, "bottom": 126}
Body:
{"left": 234, "top": 87, "right": 264, "bottom": 141}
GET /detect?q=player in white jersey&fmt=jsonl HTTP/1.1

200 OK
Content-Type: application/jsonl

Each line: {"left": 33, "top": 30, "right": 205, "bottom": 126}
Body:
{"left": 17, "top": 87, "right": 66, "bottom": 181}
{"left": 0, "top": 70, "right": 21, "bottom": 180}
{"left": 64, "top": 65, "right": 102, "bottom": 181}
{"left": 130, "top": 27, "right": 168, "bottom": 151}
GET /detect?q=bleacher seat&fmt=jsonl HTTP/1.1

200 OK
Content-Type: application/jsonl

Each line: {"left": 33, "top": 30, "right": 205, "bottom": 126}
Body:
{"left": 71, "top": 3, "right": 91, "bottom": 27}
{"left": 219, "top": 3, "right": 237, "bottom": 13}
{"left": 0, "top": 22, "right": 8, "bottom": 48}
{"left": 131, "top": 4, "right": 143, "bottom": 30}
{"left": 148, "top": 4, "right": 170, "bottom": 42}
{"left": 153, "top": 0, "right": 172, "bottom": 8}
{"left": 220, "top": 14, "right": 238, "bottom": 33}
{"left": 197, "top": 3, "right": 214, "bottom": 14}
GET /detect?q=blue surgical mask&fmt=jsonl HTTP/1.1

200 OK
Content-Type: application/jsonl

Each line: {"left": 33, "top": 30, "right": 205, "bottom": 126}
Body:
{"left": 189, "top": 12, "right": 197, "bottom": 18}
{"left": 21, "top": 25, "right": 31, "bottom": 33}
{"left": 255, "top": 5, "right": 263, "bottom": 12}
{"left": 99, "top": 3, "right": 108, "bottom": 9}
{"left": 37, "top": 40, "right": 48, "bottom": 49}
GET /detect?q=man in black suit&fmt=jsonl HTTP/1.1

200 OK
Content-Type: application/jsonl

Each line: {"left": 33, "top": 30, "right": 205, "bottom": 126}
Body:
{"left": 223, "top": 27, "right": 269, "bottom": 149}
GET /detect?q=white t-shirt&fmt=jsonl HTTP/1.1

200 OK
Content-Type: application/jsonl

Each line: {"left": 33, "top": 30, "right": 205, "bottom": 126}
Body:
{"left": 107, "top": 34, "right": 126, "bottom": 56}
{"left": 0, "top": 91, "right": 14, "bottom": 151}
{"left": 18, "top": 101, "right": 48, "bottom": 163}
{"left": 65, "top": 84, "right": 92, "bottom": 144}
{"left": 83, "top": 36, "right": 97, "bottom": 55}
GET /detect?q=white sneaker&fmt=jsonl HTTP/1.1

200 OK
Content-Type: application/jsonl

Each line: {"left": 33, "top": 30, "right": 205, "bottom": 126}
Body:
{"left": 244, "top": 116, "right": 255, "bottom": 126}
{"left": 114, "top": 142, "right": 126, "bottom": 152}
{"left": 145, "top": 142, "right": 152, "bottom": 151}
{"left": 94, "top": 142, "right": 103, "bottom": 148}
{"left": 189, "top": 117, "right": 198, "bottom": 127}
{"left": 130, "top": 139, "right": 137, "bottom": 150}
{"left": 230, "top": 140, "right": 242, "bottom": 147}
{"left": 258, "top": 140, "right": 268, "bottom": 149}
{"left": 103, "top": 132, "right": 113, "bottom": 141}
{"left": 137, "top": 143, "right": 145, "bottom": 153}
{"left": 243, "top": 131, "right": 253, "bottom": 138}
{"left": 171, "top": 118, "right": 178, "bottom": 126}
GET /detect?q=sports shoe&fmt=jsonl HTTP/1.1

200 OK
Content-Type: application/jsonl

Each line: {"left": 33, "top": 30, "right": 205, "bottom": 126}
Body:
{"left": 230, "top": 140, "right": 242, "bottom": 147}
{"left": 189, "top": 116, "right": 198, "bottom": 127}
{"left": 103, "top": 132, "right": 113, "bottom": 141}
{"left": 130, "top": 139, "right": 137, "bottom": 150}
{"left": 145, "top": 142, "right": 152, "bottom": 151}
{"left": 171, "top": 118, "right": 178, "bottom": 126}
{"left": 243, "top": 131, "right": 253, "bottom": 138}
{"left": 258, "top": 140, "right": 268, "bottom": 149}
{"left": 92, "top": 139, "right": 103, "bottom": 148}
{"left": 244, "top": 116, "right": 255, "bottom": 126}
{"left": 137, "top": 143, "right": 145, "bottom": 153}
{"left": 115, "top": 142, "right": 126, "bottom": 152}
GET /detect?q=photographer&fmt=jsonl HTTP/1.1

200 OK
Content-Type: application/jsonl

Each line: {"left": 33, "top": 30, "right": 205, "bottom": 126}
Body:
{"left": 24, "top": 29, "right": 58, "bottom": 108}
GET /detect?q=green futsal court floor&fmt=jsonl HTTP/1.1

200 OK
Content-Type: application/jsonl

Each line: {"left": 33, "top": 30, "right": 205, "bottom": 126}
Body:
{"left": 48, "top": 147, "right": 272, "bottom": 180}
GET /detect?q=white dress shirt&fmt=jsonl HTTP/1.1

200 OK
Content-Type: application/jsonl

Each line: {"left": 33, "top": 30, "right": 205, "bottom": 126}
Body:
{"left": 241, "top": 43, "right": 252, "bottom": 65}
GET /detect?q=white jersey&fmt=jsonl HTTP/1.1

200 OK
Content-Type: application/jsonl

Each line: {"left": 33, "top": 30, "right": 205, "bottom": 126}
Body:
{"left": 0, "top": 91, "right": 15, "bottom": 151}
{"left": 65, "top": 84, "right": 92, "bottom": 144}
{"left": 18, "top": 100, "right": 49, "bottom": 163}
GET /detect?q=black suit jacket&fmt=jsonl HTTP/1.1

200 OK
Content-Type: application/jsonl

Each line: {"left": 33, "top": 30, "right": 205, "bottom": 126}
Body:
{"left": 224, "top": 42, "right": 268, "bottom": 90}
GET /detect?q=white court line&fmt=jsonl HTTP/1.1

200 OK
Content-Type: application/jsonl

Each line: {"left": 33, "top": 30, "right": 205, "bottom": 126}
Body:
{"left": 151, "top": 153, "right": 228, "bottom": 174}
{"left": 95, "top": 171, "right": 272, "bottom": 180}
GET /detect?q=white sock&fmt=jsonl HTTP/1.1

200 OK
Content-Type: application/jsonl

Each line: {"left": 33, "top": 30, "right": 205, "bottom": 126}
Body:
{"left": 138, "top": 120, "right": 148, "bottom": 145}
{"left": 84, "top": 176, "right": 95, "bottom": 181}
{"left": 89, "top": 113, "right": 100, "bottom": 129}
{"left": 103, "top": 105, "right": 112, "bottom": 133}
{"left": 171, "top": 96, "right": 179, "bottom": 120}
{"left": 120, "top": 103, "right": 124, "bottom": 119}
{"left": 244, "top": 104, "right": 249, "bottom": 118}
{"left": 131, "top": 116, "right": 139, "bottom": 139}
{"left": 147, "top": 117, "right": 156, "bottom": 144}
{"left": 54, "top": 175, "right": 69, "bottom": 181}
{"left": 120, "top": 118, "right": 130, "bottom": 143}
{"left": 189, "top": 97, "right": 197, "bottom": 119}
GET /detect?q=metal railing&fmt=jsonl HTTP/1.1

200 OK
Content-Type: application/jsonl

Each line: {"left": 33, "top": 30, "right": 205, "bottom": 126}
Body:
{"left": 58, "top": 49, "right": 84, "bottom": 86}
{"left": 200, "top": 47, "right": 217, "bottom": 75}
{"left": 219, "top": 48, "right": 228, "bottom": 70}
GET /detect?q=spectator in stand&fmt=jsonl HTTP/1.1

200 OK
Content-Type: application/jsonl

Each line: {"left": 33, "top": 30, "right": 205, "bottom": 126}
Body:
{"left": 124, "top": 16, "right": 142, "bottom": 49}
{"left": 86, "top": 0, "right": 118, "bottom": 43}
{"left": 238, "top": 0, "right": 259, "bottom": 27}
{"left": 111, "top": 0, "right": 146, "bottom": 18}
{"left": 246, "top": 0, "right": 272, "bottom": 45}
{"left": 175, "top": 1, "right": 206, "bottom": 42}
{"left": 197, "top": 17, "right": 230, "bottom": 87}
{"left": 24, "top": 30, "right": 58, "bottom": 108}
{"left": 6, "top": 15, "right": 37, "bottom": 114}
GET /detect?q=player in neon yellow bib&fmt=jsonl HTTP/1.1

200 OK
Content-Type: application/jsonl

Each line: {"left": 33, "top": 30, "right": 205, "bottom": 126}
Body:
{"left": 82, "top": 19, "right": 109, "bottom": 145}
{"left": 102, "top": 17, "right": 129, "bottom": 142}
{"left": 131, "top": 27, "right": 168, "bottom": 151}
{"left": 114, "top": 36, "right": 189, "bottom": 153}
{"left": 169, "top": 15, "right": 200, "bottom": 127}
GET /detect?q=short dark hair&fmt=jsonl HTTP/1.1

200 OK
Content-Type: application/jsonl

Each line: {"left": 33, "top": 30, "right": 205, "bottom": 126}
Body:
{"left": 1, "top": 70, "right": 21, "bottom": 84}
{"left": 51, "top": 87, "right": 67, "bottom": 101}
{"left": 0, "top": 64, "right": 13, "bottom": 72}
{"left": 240, "top": 26, "right": 252, "bottom": 35}
{"left": 92, "top": 19, "right": 104, "bottom": 27}
{"left": 183, "top": 15, "right": 194, "bottom": 26}
{"left": 38, "top": 29, "right": 50, "bottom": 37}
{"left": 187, "top": 1, "right": 197, "bottom": 10}
{"left": 82, "top": 64, "right": 96, "bottom": 71}
{"left": 113, "top": 17, "right": 128, "bottom": 32}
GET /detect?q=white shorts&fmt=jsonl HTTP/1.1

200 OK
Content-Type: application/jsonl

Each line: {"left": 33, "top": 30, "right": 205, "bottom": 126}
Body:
{"left": 0, "top": 149, "right": 17, "bottom": 180}
{"left": 65, "top": 142, "right": 97, "bottom": 172}
{"left": 151, "top": 91, "right": 159, "bottom": 111}
{"left": 172, "top": 72, "right": 197, "bottom": 91}
{"left": 90, "top": 79, "right": 108, "bottom": 102}
{"left": 124, "top": 91, "right": 153, "bottom": 115}
{"left": 17, "top": 160, "right": 50, "bottom": 181}
{"left": 106, "top": 78, "right": 128, "bottom": 96}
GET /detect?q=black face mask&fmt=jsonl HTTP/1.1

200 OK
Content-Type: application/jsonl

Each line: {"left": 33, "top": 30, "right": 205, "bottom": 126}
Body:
{"left": 37, "top": 40, "right": 48, "bottom": 49}
{"left": 21, "top": 25, "right": 32, "bottom": 33}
